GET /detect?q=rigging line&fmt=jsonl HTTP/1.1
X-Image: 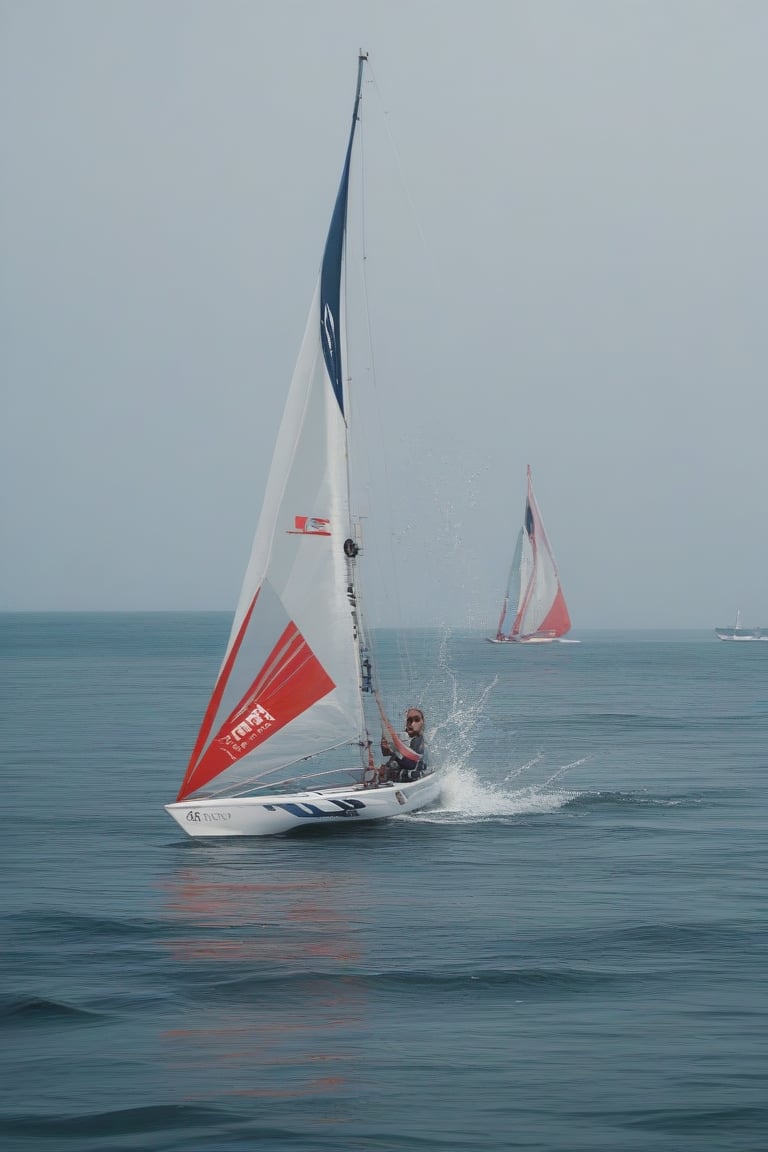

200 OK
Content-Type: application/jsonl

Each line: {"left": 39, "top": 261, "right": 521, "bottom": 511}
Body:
{"left": 226, "top": 765, "right": 364, "bottom": 800}
{"left": 351, "top": 71, "right": 413, "bottom": 686}
{"left": 363, "top": 63, "right": 453, "bottom": 687}
{"left": 198, "top": 738, "right": 362, "bottom": 799}
{"left": 341, "top": 73, "right": 384, "bottom": 747}
{"left": 258, "top": 764, "right": 365, "bottom": 793}
{"left": 366, "top": 60, "right": 435, "bottom": 273}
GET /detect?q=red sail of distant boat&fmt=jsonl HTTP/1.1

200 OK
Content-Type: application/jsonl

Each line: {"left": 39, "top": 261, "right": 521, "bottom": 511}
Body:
{"left": 491, "top": 466, "right": 572, "bottom": 644}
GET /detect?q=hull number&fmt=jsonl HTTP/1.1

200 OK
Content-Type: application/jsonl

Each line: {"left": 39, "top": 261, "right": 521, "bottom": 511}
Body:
{"left": 186, "top": 810, "right": 232, "bottom": 823}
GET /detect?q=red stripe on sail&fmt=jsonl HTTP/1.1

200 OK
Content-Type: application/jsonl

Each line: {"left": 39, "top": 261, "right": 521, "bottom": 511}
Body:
{"left": 177, "top": 590, "right": 260, "bottom": 801}
{"left": 537, "top": 587, "right": 571, "bottom": 637}
{"left": 176, "top": 620, "right": 335, "bottom": 800}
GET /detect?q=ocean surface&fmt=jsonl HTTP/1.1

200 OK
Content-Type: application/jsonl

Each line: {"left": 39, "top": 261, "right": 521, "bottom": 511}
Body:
{"left": 1, "top": 613, "right": 766, "bottom": 1152}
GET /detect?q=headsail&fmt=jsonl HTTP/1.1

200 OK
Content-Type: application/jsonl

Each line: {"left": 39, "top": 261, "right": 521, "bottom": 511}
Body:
{"left": 496, "top": 465, "right": 571, "bottom": 642}
{"left": 496, "top": 528, "right": 524, "bottom": 639}
{"left": 177, "top": 57, "right": 369, "bottom": 802}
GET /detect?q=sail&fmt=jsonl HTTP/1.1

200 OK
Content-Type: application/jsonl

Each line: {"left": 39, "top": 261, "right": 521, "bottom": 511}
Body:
{"left": 177, "top": 58, "right": 368, "bottom": 802}
{"left": 507, "top": 466, "right": 571, "bottom": 640}
{"left": 496, "top": 528, "right": 523, "bottom": 638}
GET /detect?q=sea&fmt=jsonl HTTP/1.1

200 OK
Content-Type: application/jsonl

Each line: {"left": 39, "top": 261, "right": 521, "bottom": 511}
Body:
{"left": 1, "top": 613, "right": 766, "bottom": 1152}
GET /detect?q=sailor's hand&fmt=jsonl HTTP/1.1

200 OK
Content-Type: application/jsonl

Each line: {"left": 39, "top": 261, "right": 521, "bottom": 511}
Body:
{"left": 380, "top": 738, "right": 391, "bottom": 755}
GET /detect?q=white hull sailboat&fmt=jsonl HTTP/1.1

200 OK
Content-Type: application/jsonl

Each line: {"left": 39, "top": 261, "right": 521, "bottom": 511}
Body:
{"left": 168, "top": 774, "right": 440, "bottom": 838}
{"left": 488, "top": 465, "right": 574, "bottom": 644}
{"left": 166, "top": 55, "right": 440, "bottom": 838}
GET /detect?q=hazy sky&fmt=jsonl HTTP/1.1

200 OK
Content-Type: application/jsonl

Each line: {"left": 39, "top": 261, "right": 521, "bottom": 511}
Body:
{"left": 3, "top": 1, "right": 767, "bottom": 628}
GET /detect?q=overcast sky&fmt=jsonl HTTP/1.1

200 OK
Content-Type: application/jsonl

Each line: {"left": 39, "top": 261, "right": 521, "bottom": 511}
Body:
{"left": 3, "top": 1, "right": 767, "bottom": 628}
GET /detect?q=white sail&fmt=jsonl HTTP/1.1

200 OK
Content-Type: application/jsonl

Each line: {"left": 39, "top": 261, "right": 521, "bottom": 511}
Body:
{"left": 176, "top": 60, "right": 368, "bottom": 802}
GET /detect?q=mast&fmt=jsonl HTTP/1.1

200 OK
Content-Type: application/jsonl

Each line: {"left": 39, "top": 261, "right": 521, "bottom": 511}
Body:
{"left": 321, "top": 50, "right": 373, "bottom": 762}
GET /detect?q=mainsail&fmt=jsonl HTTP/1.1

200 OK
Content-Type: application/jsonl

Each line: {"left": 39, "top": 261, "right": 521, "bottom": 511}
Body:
{"left": 495, "top": 465, "right": 571, "bottom": 642}
{"left": 176, "top": 56, "right": 373, "bottom": 802}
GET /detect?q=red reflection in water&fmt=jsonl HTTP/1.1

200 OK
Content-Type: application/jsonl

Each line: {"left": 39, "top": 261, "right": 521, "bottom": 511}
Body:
{"left": 158, "top": 866, "right": 367, "bottom": 1120}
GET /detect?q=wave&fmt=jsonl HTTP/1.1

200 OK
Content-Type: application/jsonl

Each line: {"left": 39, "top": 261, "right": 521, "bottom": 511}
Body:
{"left": 0, "top": 1103, "right": 231, "bottom": 1140}
{"left": 423, "top": 776, "right": 705, "bottom": 824}
{"left": 1, "top": 908, "right": 171, "bottom": 941}
{"left": 565, "top": 789, "right": 702, "bottom": 809}
{"left": 167, "top": 964, "right": 634, "bottom": 1003}
{"left": 0, "top": 996, "right": 105, "bottom": 1024}
{"left": 582, "top": 919, "right": 762, "bottom": 951}
{"left": 617, "top": 1104, "right": 768, "bottom": 1135}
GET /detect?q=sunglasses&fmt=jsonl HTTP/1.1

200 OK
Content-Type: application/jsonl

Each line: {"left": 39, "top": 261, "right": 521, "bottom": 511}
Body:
{"left": 406, "top": 716, "right": 422, "bottom": 725}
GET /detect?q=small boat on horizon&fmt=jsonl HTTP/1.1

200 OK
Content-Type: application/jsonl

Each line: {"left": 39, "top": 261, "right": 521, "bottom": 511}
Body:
{"left": 487, "top": 465, "right": 575, "bottom": 645}
{"left": 715, "top": 610, "right": 768, "bottom": 641}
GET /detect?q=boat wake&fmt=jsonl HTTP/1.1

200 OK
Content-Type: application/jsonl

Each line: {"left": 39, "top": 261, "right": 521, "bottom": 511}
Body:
{"left": 413, "top": 749, "right": 586, "bottom": 825}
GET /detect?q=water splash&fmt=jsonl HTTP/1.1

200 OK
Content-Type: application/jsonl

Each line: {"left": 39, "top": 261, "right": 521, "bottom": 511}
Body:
{"left": 415, "top": 758, "right": 584, "bottom": 824}
{"left": 407, "top": 630, "right": 586, "bottom": 823}
{"left": 425, "top": 630, "right": 497, "bottom": 759}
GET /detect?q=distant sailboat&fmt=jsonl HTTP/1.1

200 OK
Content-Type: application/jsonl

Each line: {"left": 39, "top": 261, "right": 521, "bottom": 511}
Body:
{"left": 488, "top": 466, "right": 574, "bottom": 644}
{"left": 715, "top": 610, "right": 767, "bottom": 641}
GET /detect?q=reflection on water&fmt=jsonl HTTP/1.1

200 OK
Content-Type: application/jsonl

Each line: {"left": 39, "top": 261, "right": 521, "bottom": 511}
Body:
{"left": 159, "top": 856, "right": 367, "bottom": 1122}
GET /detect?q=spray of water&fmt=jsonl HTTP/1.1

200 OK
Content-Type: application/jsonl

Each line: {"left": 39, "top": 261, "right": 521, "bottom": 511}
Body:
{"left": 410, "top": 631, "right": 587, "bottom": 822}
{"left": 414, "top": 757, "right": 586, "bottom": 824}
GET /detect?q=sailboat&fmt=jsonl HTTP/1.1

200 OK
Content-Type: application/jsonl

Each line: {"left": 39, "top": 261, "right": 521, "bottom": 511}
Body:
{"left": 715, "top": 610, "right": 767, "bottom": 641}
{"left": 487, "top": 465, "right": 574, "bottom": 644}
{"left": 165, "top": 54, "right": 441, "bottom": 837}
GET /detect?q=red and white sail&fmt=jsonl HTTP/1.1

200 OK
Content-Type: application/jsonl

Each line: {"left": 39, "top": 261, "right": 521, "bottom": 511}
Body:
{"left": 496, "top": 466, "right": 571, "bottom": 642}
{"left": 176, "top": 59, "right": 371, "bottom": 802}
